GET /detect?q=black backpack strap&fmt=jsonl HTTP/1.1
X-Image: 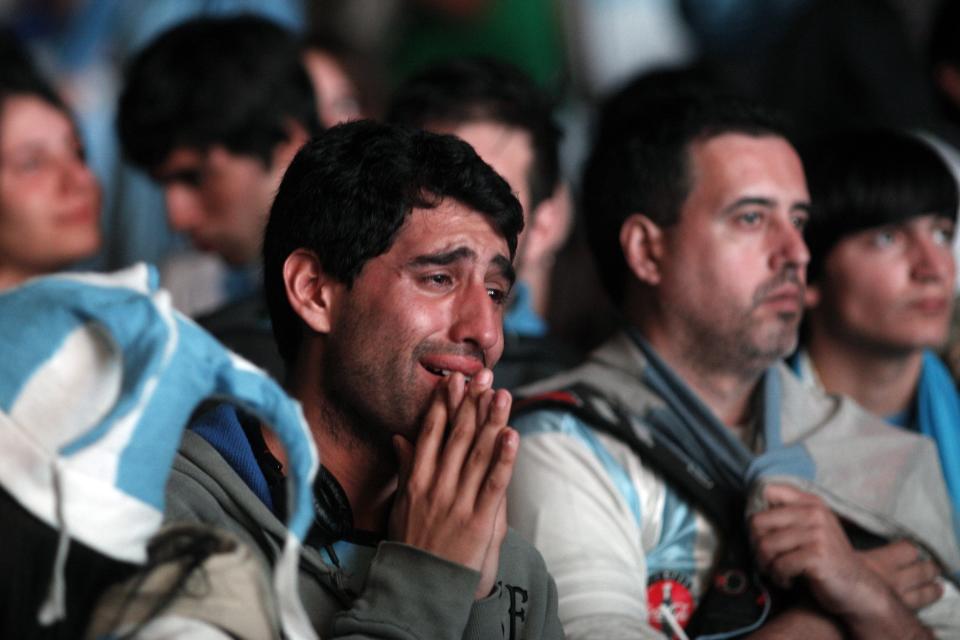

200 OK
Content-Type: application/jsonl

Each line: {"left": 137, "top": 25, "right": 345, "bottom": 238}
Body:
{"left": 513, "top": 383, "right": 772, "bottom": 638}
{"left": 513, "top": 383, "right": 741, "bottom": 532}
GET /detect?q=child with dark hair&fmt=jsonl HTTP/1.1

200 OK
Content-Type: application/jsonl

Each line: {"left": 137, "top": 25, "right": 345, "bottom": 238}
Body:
{"left": 795, "top": 129, "right": 960, "bottom": 515}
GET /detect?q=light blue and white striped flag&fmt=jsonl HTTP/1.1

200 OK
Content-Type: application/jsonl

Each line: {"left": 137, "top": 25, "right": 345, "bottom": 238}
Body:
{"left": 0, "top": 264, "right": 319, "bottom": 640}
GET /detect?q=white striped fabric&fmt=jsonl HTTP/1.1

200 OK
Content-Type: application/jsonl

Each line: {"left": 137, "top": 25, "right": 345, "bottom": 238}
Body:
{"left": 0, "top": 264, "right": 318, "bottom": 640}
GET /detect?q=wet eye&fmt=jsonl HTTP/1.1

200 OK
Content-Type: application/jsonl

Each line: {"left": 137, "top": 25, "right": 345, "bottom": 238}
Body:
{"left": 423, "top": 273, "right": 453, "bottom": 288}
{"left": 487, "top": 287, "right": 508, "bottom": 306}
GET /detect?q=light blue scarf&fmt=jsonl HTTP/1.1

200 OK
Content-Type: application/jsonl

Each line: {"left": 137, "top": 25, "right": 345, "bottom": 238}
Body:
{"left": 917, "top": 351, "right": 960, "bottom": 517}
{"left": 503, "top": 280, "right": 548, "bottom": 338}
{"left": 0, "top": 265, "right": 319, "bottom": 639}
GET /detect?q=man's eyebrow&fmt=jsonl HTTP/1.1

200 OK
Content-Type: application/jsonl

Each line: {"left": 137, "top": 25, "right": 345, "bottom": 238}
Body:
{"left": 722, "top": 197, "right": 776, "bottom": 214}
{"left": 407, "top": 247, "right": 516, "bottom": 286}
{"left": 722, "top": 197, "right": 812, "bottom": 215}
{"left": 408, "top": 247, "right": 477, "bottom": 267}
{"left": 492, "top": 254, "right": 517, "bottom": 288}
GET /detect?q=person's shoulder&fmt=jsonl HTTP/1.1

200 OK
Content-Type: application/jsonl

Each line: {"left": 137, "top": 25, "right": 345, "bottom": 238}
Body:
{"left": 165, "top": 429, "right": 286, "bottom": 555}
{"left": 510, "top": 349, "right": 623, "bottom": 439}
{"left": 165, "top": 432, "right": 244, "bottom": 527}
{"left": 776, "top": 361, "right": 926, "bottom": 444}
{"left": 512, "top": 403, "right": 581, "bottom": 438}
{"left": 170, "top": 428, "right": 248, "bottom": 497}
{"left": 87, "top": 524, "right": 281, "bottom": 640}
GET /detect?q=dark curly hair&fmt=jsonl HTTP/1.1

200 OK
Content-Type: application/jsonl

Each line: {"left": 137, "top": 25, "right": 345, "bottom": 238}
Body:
{"left": 263, "top": 119, "right": 523, "bottom": 367}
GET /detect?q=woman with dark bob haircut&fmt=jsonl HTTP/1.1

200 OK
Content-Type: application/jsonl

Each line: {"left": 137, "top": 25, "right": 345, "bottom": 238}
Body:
{"left": 793, "top": 128, "right": 960, "bottom": 516}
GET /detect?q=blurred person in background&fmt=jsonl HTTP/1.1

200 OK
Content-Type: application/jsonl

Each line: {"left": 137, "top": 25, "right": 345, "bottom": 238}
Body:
{"left": 0, "top": 32, "right": 100, "bottom": 291}
{"left": 118, "top": 15, "right": 321, "bottom": 380}
{"left": 4, "top": 0, "right": 306, "bottom": 278}
{"left": 929, "top": 0, "right": 960, "bottom": 133}
{"left": 795, "top": 129, "right": 960, "bottom": 516}
{"left": 301, "top": 31, "right": 375, "bottom": 127}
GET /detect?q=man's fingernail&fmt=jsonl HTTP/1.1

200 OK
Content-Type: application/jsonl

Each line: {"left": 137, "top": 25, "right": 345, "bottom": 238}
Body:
{"left": 502, "top": 428, "right": 517, "bottom": 448}
{"left": 475, "top": 369, "right": 493, "bottom": 387}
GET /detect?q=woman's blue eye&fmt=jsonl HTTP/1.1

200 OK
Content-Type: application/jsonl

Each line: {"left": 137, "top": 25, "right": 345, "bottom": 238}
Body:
{"left": 932, "top": 226, "right": 954, "bottom": 246}
{"left": 875, "top": 233, "right": 893, "bottom": 247}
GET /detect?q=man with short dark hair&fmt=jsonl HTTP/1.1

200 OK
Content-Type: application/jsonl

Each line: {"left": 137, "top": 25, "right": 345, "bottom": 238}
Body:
{"left": 165, "top": 120, "right": 562, "bottom": 639}
{"left": 118, "top": 15, "right": 320, "bottom": 378}
{"left": 388, "top": 57, "right": 576, "bottom": 388}
{"left": 507, "top": 93, "right": 960, "bottom": 638}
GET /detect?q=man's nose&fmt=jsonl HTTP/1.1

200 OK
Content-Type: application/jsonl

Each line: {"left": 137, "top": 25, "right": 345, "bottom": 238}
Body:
{"left": 770, "top": 215, "right": 810, "bottom": 273}
{"left": 450, "top": 282, "right": 502, "bottom": 356}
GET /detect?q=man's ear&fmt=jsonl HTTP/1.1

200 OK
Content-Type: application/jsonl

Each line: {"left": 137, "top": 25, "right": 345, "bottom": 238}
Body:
{"left": 283, "top": 249, "right": 339, "bottom": 335}
{"left": 805, "top": 282, "right": 821, "bottom": 309}
{"left": 524, "top": 183, "right": 573, "bottom": 267}
{"left": 620, "top": 213, "right": 664, "bottom": 285}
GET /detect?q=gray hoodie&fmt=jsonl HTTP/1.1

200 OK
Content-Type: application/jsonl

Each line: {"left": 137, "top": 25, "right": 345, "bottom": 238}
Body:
{"left": 166, "top": 429, "right": 564, "bottom": 640}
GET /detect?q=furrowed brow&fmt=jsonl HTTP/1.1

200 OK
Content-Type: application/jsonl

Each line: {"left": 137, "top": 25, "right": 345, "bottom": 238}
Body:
{"left": 408, "top": 248, "right": 516, "bottom": 287}
{"left": 408, "top": 247, "right": 477, "bottom": 267}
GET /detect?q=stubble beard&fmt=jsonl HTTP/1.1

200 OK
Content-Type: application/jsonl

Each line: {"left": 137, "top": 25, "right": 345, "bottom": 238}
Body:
{"left": 318, "top": 334, "right": 422, "bottom": 457}
{"left": 316, "top": 320, "right": 487, "bottom": 455}
{"left": 683, "top": 270, "right": 804, "bottom": 379}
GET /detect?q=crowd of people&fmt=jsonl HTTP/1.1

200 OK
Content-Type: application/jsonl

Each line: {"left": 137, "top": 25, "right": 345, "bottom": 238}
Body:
{"left": 2, "top": 5, "right": 960, "bottom": 639}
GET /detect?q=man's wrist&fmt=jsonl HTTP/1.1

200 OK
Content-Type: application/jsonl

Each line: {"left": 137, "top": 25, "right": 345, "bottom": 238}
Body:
{"left": 840, "top": 581, "right": 931, "bottom": 640}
